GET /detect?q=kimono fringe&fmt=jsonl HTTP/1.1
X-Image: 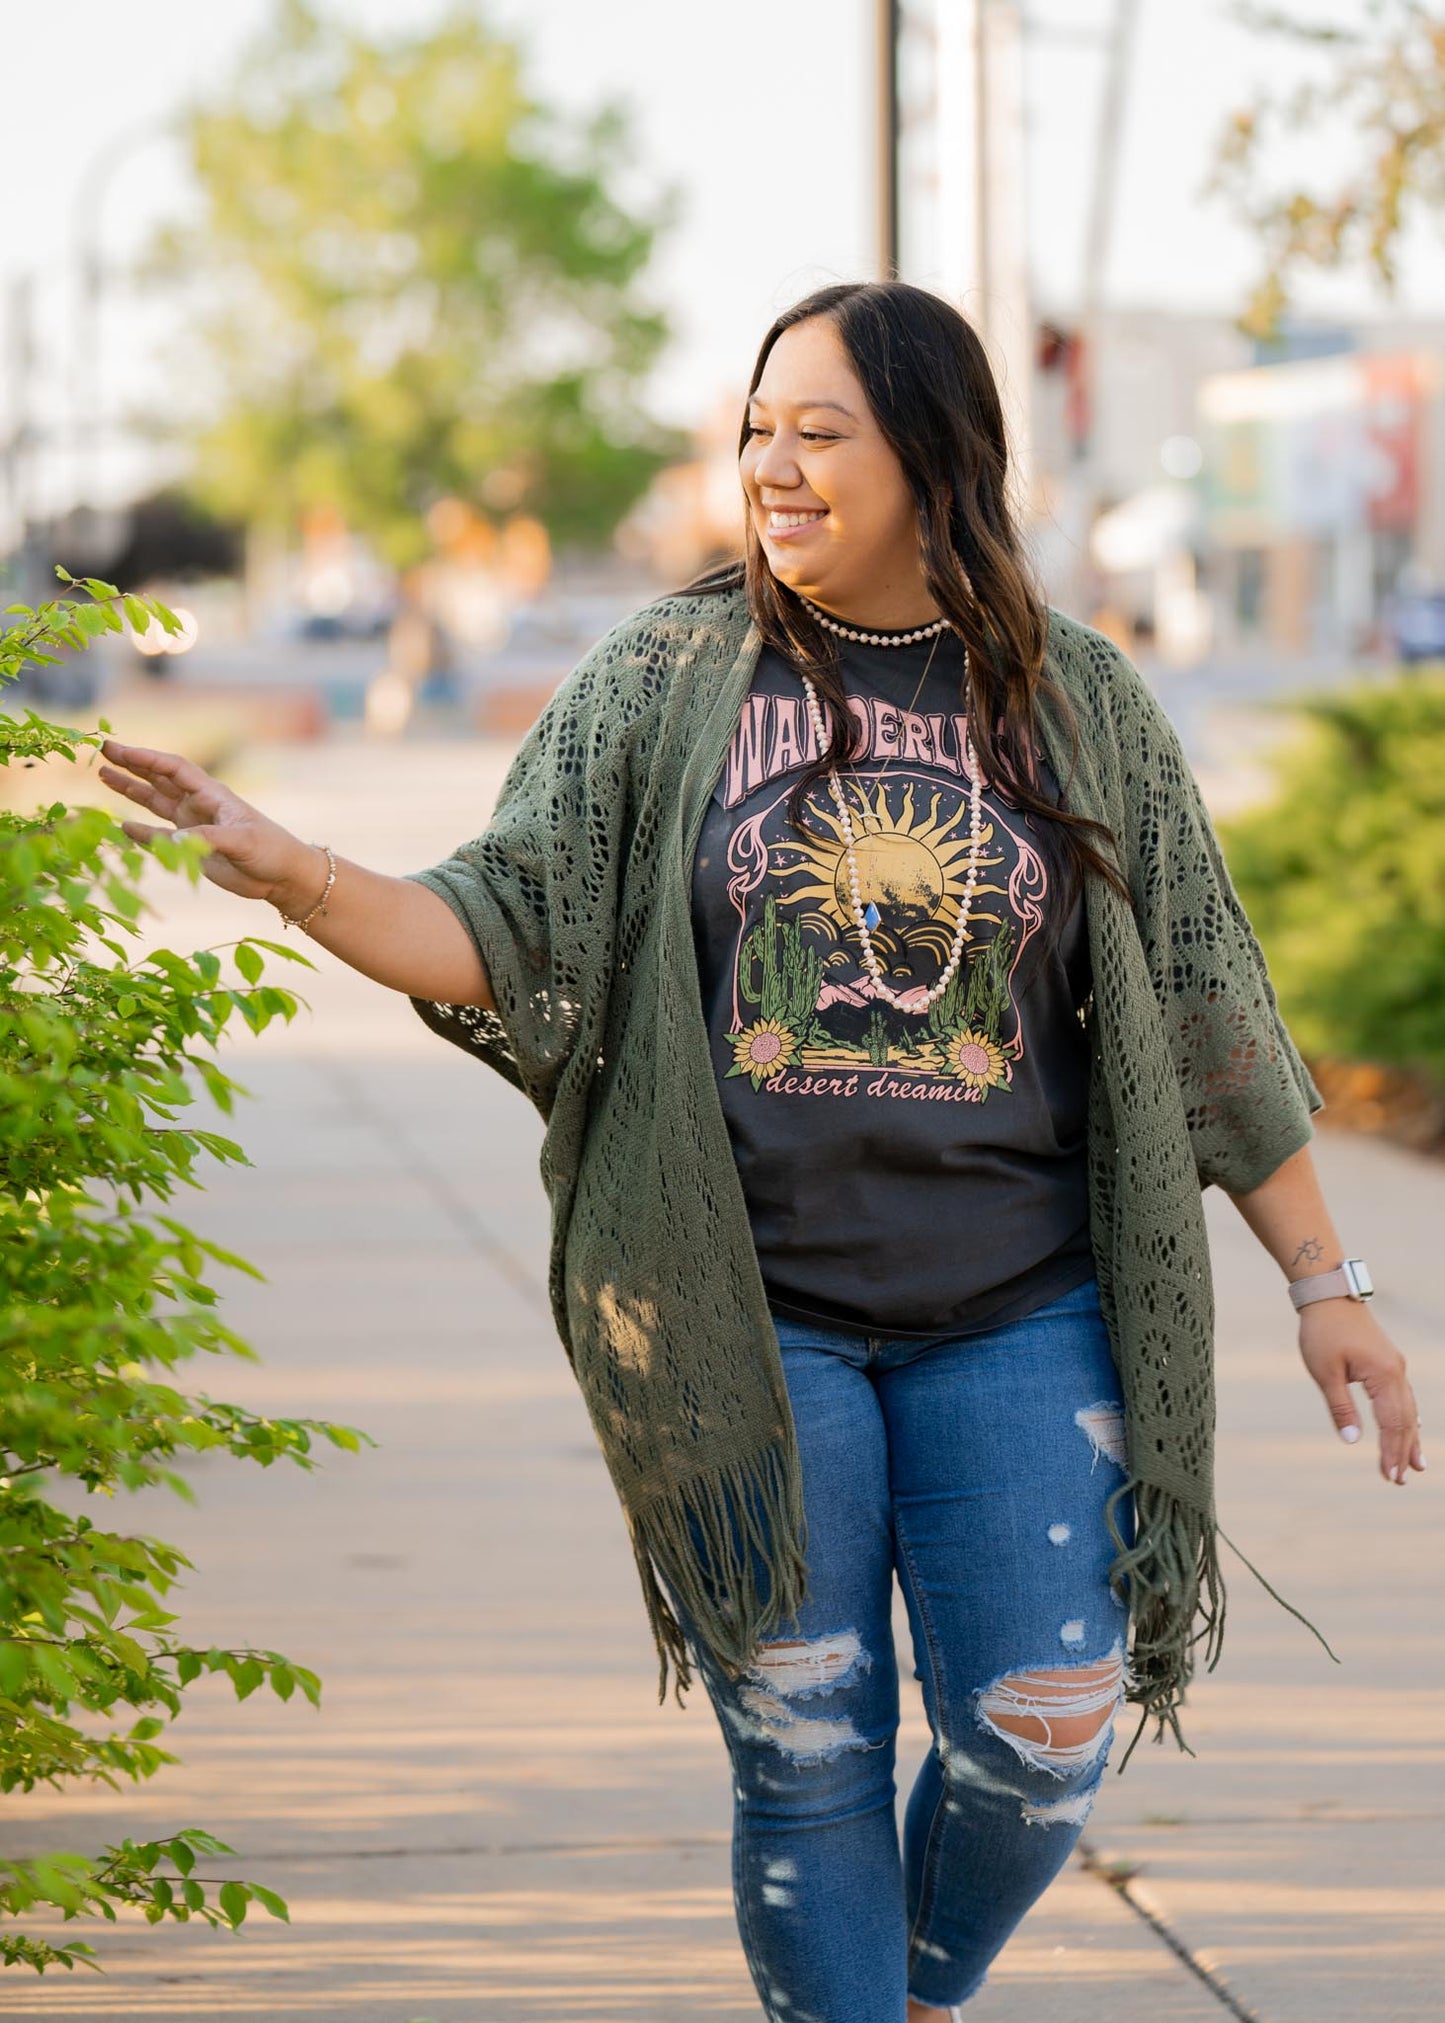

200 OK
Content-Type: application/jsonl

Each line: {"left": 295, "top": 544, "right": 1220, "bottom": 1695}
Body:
{"left": 626, "top": 1437, "right": 812, "bottom": 1708}
{"left": 1104, "top": 1477, "right": 1225, "bottom": 1772}
{"left": 1105, "top": 1477, "right": 1340, "bottom": 1773}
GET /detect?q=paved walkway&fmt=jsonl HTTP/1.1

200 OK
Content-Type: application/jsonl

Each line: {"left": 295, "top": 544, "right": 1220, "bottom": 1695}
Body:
{"left": 4, "top": 736, "right": 1440, "bottom": 2019}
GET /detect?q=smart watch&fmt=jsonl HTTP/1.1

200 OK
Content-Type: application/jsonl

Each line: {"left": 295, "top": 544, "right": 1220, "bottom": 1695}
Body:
{"left": 1288, "top": 1258, "right": 1374, "bottom": 1312}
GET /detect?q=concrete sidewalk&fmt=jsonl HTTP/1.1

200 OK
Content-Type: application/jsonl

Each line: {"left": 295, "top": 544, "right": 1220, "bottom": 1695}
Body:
{"left": 3, "top": 737, "right": 1440, "bottom": 2020}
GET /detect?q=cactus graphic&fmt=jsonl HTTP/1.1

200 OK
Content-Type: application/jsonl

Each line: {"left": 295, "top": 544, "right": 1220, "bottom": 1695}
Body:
{"left": 926, "top": 920, "right": 1014, "bottom": 1055}
{"left": 964, "top": 918, "right": 1013, "bottom": 1036}
{"left": 739, "top": 895, "right": 825, "bottom": 1038}
{"left": 924, "top": 960, "right": 969, "bottom": 1040}
{"left": 865, "top": 1007, "right": 890, "bottom": 1066}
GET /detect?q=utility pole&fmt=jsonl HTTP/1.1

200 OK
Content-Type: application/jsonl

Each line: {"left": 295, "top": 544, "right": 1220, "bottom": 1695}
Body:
{"left": 876, "top": 0, "right": 902, "bottom": 279}
{"left": 975, "top": 0, "right": 1033, "bottom": 511}
{"left": 1052, "top": 0, "right": 1139, "bottom": 618}
{"left": 1078, "top": 0, "right": 1140, "bottom": 459}
{"left": 933, "top": 1, "right": 1033, "bottom": 511}
{"left": 875, "top": 2, "right": 1034, "bottom": 504}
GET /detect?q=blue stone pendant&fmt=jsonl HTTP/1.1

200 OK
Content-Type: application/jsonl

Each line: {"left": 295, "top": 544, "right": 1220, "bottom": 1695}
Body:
{"left": 863, "top": 901, "right": 881, "bottom": 932}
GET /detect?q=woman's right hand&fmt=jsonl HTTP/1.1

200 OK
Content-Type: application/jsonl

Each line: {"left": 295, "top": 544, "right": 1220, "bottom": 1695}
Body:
{"left": 97, "top": 738, "right": 326, "bottom": 913}
{"left": 98, "top": 736, "right": 495, "bottom": 1008}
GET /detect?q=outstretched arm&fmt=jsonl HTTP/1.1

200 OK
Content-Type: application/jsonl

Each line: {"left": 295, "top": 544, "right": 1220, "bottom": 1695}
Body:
{"left": 98, "top": 738, "right": 495, "bottom": 1009}
{"left": 1226, "top": 1142, "right": 1423, "bottom": 1487}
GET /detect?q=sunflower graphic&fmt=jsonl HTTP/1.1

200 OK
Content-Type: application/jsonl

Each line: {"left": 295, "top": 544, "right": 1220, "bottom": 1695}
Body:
{"left": 727, "top": 1017, "right": 799, "bottom": 1087}
{"left": 937, "top": 1027, "right": 1011, "bottom": 1094}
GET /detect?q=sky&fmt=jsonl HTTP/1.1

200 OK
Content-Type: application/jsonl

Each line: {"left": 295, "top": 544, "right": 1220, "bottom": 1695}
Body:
{"left": 5, "top": 0, "right": 1445, "bottom": 510}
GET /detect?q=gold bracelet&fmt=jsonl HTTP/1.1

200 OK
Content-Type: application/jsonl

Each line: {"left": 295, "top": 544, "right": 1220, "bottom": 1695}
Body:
{"left": 275, "top": 843, "right": 336, "bottom": 934}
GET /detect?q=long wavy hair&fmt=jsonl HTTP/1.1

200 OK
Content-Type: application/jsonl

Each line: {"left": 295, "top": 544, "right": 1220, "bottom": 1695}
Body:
{"left": 679, "top": 281, "right": 1128, "bottom": 918}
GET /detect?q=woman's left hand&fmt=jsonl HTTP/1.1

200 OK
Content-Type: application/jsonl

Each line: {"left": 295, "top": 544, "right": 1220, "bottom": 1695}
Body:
{"left": 1296, "top": 1301, "right": 1424, "bottom": 1485}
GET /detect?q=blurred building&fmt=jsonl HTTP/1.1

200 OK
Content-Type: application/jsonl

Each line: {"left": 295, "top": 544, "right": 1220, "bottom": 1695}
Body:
{"left": 1031, "top": 306, "right": 1445, "bottom": 666}
{"left": 1198, "top": 348, "right": 1445, "bottom": 660}
{"left": 1031, "top": 307, "right": 1255, "bottom": 660}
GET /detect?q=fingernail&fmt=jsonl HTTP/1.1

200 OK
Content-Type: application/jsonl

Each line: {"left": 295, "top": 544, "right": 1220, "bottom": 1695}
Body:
{"left": 1339, "top": 1424, "right": 1362, "bottom": 1443}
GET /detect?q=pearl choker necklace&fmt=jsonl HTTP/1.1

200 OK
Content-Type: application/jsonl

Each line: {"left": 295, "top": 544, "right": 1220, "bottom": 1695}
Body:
{"left": 796, "top": 591, "right": 950, "bottom": 647}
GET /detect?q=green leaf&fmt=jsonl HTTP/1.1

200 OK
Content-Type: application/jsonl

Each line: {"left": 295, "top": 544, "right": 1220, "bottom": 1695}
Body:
{"left": 219, "top": 1880, "right": 250, "bottom": 1926}
{"left": 292, "top": 1664, "right": 324, "bottom": 1708}
{"left": 234, "top": 942, "right": 264, "bottom": 985}
{"left": 249, "top": 1882, "right": 290, "bottom": 1922}
{"left": 243, "top": 936, "right": 316, "bottom": 967}
{"left": 0, "top": 1642, "right": 31, "bottom": 1696}
{"left": 228, "top": 1656, "right": 266, "bottom": 1699}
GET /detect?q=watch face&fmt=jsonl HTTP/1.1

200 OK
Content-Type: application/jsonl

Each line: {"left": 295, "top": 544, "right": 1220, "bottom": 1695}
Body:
{"left": 1344, "top": 1259, "right": 1374, "bottom": 1298}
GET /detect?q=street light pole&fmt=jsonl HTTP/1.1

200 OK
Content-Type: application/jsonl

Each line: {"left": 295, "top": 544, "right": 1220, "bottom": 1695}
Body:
{"left": 1, "top": 277, "right": 37, "bottom": 581}
{"left": 70, "top": 120, "right": 174, "bottom": 516}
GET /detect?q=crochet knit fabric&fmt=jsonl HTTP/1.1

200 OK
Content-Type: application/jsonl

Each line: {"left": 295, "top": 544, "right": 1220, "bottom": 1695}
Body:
{"left": 406, "top": 584, "right": 1323, "bottom": 1764}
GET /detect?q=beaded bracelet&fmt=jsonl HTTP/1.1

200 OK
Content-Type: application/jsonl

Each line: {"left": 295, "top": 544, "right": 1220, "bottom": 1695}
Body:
{"left": 274, "top": 843, "right": 336, "bottom": 934}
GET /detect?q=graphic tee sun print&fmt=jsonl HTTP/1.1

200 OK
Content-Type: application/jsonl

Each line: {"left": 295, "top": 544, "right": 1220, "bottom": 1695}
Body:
{"left": 714, "top": 669, "right": 1053, "bottom": 1101}
{"left": 690, "top": 631, "right": 1093, "bottom": 1337}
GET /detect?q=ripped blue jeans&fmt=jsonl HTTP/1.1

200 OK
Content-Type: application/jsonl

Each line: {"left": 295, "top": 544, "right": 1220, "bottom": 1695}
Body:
{"left": 667, "top": 1275, "right": 1135, "bottom": 2021}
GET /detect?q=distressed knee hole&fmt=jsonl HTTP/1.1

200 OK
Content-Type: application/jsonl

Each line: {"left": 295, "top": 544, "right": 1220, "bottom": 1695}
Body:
{"left": 1021, "top": 1787, "right": 1098, "bottom": 1828}
{"left": 974, "top": 1641, "right": 1126, "bottom": 1777}
{"left": 730, "top": 1629, "right": 877, "bottom": 1764}
{"left": 730, "top": 1682, "right": 879, "bottom": 1763}
{"left": 746, "top": 1629, "right": 868, "bottom": 1699}
{"left": 1074, "top": 1401, "right": 1127, "bottom": 1469}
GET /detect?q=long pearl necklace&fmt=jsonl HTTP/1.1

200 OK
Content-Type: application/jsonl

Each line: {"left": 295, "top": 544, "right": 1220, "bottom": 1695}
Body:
{"left": 794, "top": 618, "right": 986, "bottom": 1013}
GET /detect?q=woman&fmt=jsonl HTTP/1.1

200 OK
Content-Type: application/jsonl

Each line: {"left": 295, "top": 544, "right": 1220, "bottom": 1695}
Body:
{"left": 99, "top": 281, "right": 1423, "bottom": 2021}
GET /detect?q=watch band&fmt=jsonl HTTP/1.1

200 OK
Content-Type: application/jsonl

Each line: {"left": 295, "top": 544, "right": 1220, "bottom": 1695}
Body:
{"left": 1288, "top": 1258, "right": 1374, "bottom": 1311}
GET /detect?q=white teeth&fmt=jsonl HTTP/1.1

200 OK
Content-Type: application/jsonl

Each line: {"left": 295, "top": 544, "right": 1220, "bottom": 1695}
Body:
{"left": 769, "top": 509, "right": 827, "bottom": 528}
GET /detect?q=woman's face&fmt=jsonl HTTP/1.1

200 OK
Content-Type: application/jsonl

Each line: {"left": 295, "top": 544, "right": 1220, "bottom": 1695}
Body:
{"left": 740, "top": 315, "right": 937, "bottom": 624}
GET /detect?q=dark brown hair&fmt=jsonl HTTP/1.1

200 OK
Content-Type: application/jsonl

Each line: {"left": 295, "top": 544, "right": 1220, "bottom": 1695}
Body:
{"left": 679, "top": 280, "right": 1127, "bottom": 913}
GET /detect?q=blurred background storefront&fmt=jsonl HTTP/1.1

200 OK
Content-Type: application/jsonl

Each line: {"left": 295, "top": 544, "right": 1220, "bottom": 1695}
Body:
{"left": 1199, "top": 344, "right": 1445, "bottom": 665}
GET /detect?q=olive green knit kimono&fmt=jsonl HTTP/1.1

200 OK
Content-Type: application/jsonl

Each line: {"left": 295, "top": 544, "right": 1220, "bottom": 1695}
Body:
{"left": 406, "top": 584, "right": 1324, "bottom": 1764}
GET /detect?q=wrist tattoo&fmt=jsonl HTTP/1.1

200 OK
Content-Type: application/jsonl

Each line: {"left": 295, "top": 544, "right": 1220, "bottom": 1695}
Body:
{"left": 1290, "top": 1236, "right": 1325, "bottom": 1269}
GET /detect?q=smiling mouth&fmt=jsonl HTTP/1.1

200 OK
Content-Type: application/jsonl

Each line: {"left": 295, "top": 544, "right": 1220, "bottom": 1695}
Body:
{"left": 765, "top": 507, "right": 829, "bottom": 533}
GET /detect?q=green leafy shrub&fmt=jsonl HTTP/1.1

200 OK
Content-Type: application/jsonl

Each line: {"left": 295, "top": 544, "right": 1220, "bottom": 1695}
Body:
{"left": 1, "top": 570, "right": 371, "bottom": 1973}
{"left": 1219, "top": 672, "right": 1445, "bottom": 1086}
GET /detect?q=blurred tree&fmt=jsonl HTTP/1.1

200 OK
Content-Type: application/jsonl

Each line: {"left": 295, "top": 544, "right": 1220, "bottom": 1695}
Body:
{"left": 145, "top": 0, "right": 690, "bottom": 564}
{"left": 1210, "top": 2, "right": 1445, "bottom": 338}
{"left": 1220, "top": 673, "right": 1445, "bottom": 1085}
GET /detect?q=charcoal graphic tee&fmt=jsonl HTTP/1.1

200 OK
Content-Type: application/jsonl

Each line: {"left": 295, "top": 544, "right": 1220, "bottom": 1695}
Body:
{"left": 690, "top": 625, "right": 1096, "bottom": 1339}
